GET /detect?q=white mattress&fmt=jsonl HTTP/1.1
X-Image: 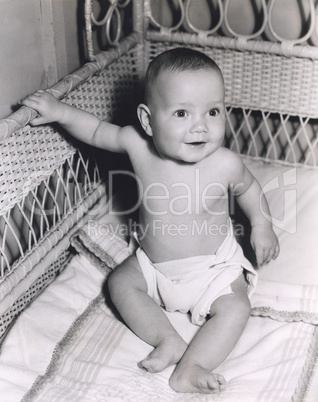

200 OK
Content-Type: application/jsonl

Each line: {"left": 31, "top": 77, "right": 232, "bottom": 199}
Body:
{"left": 0, "top": 254, "right": 104, "bottom": 402}
{"left": 0, "top": 252, "right": 317, "bottom": 401}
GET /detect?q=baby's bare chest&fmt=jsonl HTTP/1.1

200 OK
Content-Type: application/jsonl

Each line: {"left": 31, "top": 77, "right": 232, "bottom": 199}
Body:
{"left": 137, "top": 165, "right": 230, "bottom": 216}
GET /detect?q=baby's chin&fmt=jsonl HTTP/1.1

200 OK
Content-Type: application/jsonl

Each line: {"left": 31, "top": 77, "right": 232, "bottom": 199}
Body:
{"left": 177, "top": 147, "right": 216, "bottom": 164}
{"left": 156, "top": 143, "right": 217, "bottom": 164}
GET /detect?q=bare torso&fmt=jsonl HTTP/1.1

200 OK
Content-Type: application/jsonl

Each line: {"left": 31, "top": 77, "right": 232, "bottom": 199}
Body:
{"left": 125, "top": 128, "right": 244, "bottom": 263}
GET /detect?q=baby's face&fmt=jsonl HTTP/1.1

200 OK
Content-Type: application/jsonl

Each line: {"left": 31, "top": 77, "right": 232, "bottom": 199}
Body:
{"left": 147, "top": 68, "right": 225, "bottom": 163}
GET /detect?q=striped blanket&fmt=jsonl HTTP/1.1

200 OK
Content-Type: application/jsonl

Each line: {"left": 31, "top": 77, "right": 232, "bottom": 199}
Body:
{"left": 22, "top": 277, "right": 318, "bottom": 402}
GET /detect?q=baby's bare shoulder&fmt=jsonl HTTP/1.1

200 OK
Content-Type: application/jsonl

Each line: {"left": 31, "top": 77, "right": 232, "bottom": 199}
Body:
{"left": 120, "top": 124, "right": 139, "bottom": 138}
{"left": 122, "top": 125, "right": 152, "bottom": 156}
{"left": 207, "top": 148, "right": 248, "bottom": 182}
{"left": 120, "top": 125, "right": 144, "bottom": 146}
{"left": 213, "top": 147, "right": 244, "bottom": 167}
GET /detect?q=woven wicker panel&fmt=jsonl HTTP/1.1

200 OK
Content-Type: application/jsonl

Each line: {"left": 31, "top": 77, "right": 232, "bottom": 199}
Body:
{"left": 0, "top": 151, "right": 100, "bottom": 279}
{"left": 0, "top": 125, "right": 76, "bottom": 216}
{"left": 144, "top": 40, "right": 318, "bottom": 166}
{"left": 0, "top": 49, "right": 140, "bottom": 216}
{"left": 0, "top": 47, "right": 140, "bottom": 275}
{"left": 225, "top": 108, "right": 318, "bottom": 166}
{"left": 144, "top": 40, "right": 318, "bottom": 118}
{"left": 0, "top": 250, "right": 71, "bottom": 344}
{"left": 217, "top": 49, "right": 318, "bottom": 118}
{"left": 63, "top": 50, "right": 141, "bottom": 124}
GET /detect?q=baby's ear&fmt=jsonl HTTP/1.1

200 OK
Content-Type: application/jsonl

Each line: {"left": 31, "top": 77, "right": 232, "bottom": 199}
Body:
{"left": 137, "top": 104, "right": 153, "bottom": 137}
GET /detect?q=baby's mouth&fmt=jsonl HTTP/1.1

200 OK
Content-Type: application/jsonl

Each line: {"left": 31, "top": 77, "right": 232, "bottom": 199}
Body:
{"left": 186, "top": 141, "right": 205, "bottom": 147}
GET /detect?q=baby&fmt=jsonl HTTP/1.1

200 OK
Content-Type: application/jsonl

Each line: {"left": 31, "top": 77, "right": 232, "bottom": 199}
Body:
{"left": 22, "top": 48, "right": 279, "bottom": 394}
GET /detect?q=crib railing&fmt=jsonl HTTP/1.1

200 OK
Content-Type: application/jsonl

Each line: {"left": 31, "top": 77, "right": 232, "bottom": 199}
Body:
{"left": 0, "top": 33, "right": 141, "bottom": 342}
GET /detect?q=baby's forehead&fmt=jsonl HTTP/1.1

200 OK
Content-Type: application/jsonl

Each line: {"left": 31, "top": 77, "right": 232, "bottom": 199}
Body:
{"left": 153, "top": 68, "right": 223, "bottom": 90}
{"left": 146, "top": 67, "right": 224, "bottom": 105}
{"left": 154, "top": 67, "right": 220, "bottom": 84}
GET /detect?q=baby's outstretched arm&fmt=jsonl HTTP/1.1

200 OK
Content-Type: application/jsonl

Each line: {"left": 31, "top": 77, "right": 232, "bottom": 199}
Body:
{"left": 21, "top": 90, "right": 127, "bottom": 153}
{"left": 236, "top": 177, "right": 280, "bottom": 267}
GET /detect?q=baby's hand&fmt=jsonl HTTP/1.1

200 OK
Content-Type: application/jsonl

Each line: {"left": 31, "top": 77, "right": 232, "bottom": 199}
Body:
{"left": 250, "top": 225, "right": 280, "bottom": 267}
{"left": 20, "top": 90, "right": 64, "bottom": 126}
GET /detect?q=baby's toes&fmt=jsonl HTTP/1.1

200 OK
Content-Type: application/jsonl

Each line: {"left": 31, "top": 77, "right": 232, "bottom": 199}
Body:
{"left": 215, "top": 373, "right": 226, "bottom": 390}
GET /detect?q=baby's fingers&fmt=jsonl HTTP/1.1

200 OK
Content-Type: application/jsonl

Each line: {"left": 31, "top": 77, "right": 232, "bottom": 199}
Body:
{"left": 255, "top": 249, "right": 265, "bottom": 267}
{"left": 255, "top": 247, "right": 271, "bottom": 267}
{"left": 272, "top": 243, "right": 280, "bottom": 260}
{"left": 20, "top": 90, "right": 59, "bottom": 126}
{"left": 21, "top": 90, "right": 45, "bottom": 108}
{"left": 19, "top": 100, "right": 43, "bottom": 126}
{"left": 264, "top": 241, "right": 280, "bottom": 264}
{"left": 27, "top": 115, "right": 48, "bottom": 127}
{"left": 256, "top": 244, "right": 280, "bottom": 267}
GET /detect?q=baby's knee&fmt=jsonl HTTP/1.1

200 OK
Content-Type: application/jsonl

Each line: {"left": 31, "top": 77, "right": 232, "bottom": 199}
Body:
{"left": 231, "top": 276, "right": 252, "bottom": 317}
{"left": 210, "top": 287, "right": 251, "bottom": 321}
{"left": 232, "top": 293, "right": 251, "bottom": 319}
{"left": 229, "top": 291, "right": 251, "bottom": 325}
{"left": 107, "top": 256, "right": 147, "bottom": 301}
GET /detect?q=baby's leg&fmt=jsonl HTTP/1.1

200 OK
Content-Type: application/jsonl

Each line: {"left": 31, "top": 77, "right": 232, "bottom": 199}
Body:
{"left": 107, "top": 255, "right": 187, "bottom": 373}
{"left": 169, "top": 274, "right": 251, "bottom": 394}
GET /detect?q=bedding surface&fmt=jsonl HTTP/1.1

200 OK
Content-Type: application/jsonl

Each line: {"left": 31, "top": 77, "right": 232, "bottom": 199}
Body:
{"left": 243, "top": 157, "right": 318, "bottom": 286}
{"left": 0, "top": 254, "right": 105, "bottom": 402}
{"left": 21, "top": 279, "right": 318, "bottom": 401}
{"left": 0, "top": 241, "right": 317, "bottom": 401}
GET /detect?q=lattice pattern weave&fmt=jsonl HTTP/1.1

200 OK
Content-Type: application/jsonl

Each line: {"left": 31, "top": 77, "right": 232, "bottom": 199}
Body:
{"left": 63, "top": 50, "right": 140, "bottom": 122}
{"left": 0, "top": 126, "right": 76, "bottom": 216}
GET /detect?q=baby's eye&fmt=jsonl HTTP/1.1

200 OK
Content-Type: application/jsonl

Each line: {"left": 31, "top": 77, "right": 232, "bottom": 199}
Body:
{"left": 174, "top": 110, "right": 187, "bottom": 118}
{"left": 209, "top": 109, "right": 219, "bottom": 117}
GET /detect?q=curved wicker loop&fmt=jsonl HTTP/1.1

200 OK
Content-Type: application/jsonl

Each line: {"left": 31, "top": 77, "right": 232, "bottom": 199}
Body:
{"left": 85, "top": 0, "right": 132, "bottom": 60}
{"left": 223, "top": 0, "right": 268, "bottom": 40}
{"left": 105, "top": 5, "right": 121, "bottom": 45}
{"left": 90, "top": 0, "right": 132, "bottom": 46}
{"left": 90, "top": 3, "right": 115, "bottom": 27}
{"left": 183, "top": 0, "right": 223, "bottom": 35}
{"left": 145, "top": 0, "right": 185, "bottom": 32}
{"left": 90, "top": 0, "right": 131, "bottom": 26}
{"left": 268, "top": 0, "right": 316, "bottom": 45}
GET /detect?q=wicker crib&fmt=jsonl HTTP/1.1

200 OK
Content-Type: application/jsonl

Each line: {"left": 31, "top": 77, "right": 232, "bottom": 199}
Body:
{"left": 0, "top": 1, "right": 318, "bottom": 400}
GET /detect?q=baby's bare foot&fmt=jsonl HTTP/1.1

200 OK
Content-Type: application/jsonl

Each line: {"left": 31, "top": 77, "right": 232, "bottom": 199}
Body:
{"left": 138, "top": 336, "right": 187, "bottom": 373}
{"left": 169, "top": 361, "right": 226, "bottom": 394}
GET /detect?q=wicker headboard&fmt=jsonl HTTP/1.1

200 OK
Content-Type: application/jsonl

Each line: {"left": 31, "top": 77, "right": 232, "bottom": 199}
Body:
{"left": 0, "top": 0, "right": 317, "bottom": 341}
{"left": 84, "top": 0, "right": 318, "bottom": 167}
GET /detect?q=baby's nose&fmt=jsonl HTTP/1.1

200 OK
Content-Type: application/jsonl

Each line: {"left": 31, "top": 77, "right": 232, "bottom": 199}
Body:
{"left": 190, "top": 116, "right": 208, "bottom": 133}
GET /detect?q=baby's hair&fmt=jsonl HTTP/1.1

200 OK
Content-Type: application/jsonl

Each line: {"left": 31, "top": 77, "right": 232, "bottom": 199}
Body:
{"left": 144, "top": 47, "right": 223, "bottom": 105}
